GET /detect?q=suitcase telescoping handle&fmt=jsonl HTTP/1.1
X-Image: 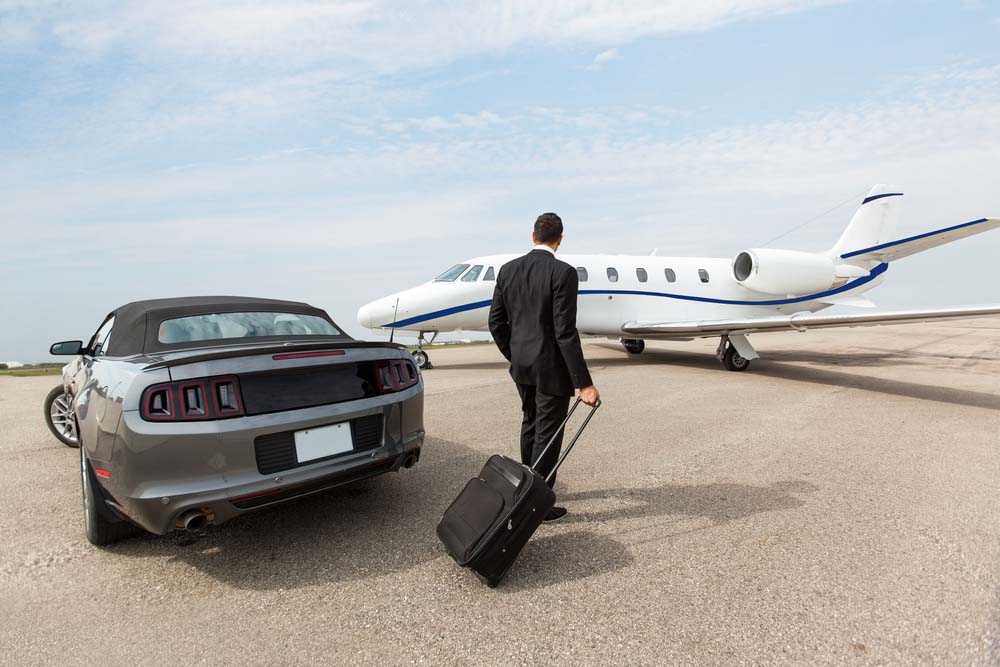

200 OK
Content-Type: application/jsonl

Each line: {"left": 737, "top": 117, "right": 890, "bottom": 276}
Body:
{"left": 531, "top": 398, "right": 602, "bottom": 484}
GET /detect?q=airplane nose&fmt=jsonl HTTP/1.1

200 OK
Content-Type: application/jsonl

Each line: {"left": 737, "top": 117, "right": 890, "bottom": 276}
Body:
{"left": 357, "top": 297, "right": 399, "bottom": 329}
{"left": 357, "top": 301, "right": 376, "bottom": 329}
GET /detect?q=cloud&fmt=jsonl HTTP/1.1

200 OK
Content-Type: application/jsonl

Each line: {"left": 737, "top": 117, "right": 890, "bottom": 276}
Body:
{"left": 13, "top": 1, "right": 843, "bottom": 72}
{"left": 587, "top": 47, "right": 623, "bottom": 70}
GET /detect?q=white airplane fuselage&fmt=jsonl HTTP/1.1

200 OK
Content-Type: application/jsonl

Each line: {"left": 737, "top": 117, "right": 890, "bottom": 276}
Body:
{"left": 357, "top": 252, "right": 887, "bottom": 338}
{"left": 357, "top": 187, "right": 999, "bottom": 372}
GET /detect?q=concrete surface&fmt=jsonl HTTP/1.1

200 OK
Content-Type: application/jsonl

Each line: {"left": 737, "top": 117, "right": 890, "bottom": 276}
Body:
{"left": 1, "top": 319, "right": 999, "bottom": 666}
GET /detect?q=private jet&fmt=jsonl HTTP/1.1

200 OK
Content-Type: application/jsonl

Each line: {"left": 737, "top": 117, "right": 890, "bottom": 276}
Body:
{"left": 357, "top": 186, "right": 999, "bottom": 371}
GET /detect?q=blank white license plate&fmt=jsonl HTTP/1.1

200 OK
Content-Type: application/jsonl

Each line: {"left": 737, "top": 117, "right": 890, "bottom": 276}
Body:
{"left": 294, "top": 422, "right": 354, "bottom": 463}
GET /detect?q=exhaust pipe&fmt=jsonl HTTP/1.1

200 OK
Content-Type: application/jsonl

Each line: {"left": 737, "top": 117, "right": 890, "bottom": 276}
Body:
{"left": 402, "top": 449, "right": 420, "bottom": 469}
{"left": 178, "top": 509, "right": 208, "bottom": 531}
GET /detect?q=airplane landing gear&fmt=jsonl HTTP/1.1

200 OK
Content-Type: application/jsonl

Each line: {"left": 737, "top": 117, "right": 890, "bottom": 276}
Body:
{"left": 411, "top": 349, "right": 430, "bottom": 369}
{"left": 621, "top": 338, "right": 645, "bottom": 354}
{"left": 411, "top": 331, "right": 437, "bottom": 370}
{"left": 717, "top": 334, "right": 758, "bottom": 372}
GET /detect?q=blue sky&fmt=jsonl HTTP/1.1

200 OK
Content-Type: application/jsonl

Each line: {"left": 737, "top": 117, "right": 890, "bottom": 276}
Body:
{"left": 2, "top": 0, "right": 999, "bottom": 361}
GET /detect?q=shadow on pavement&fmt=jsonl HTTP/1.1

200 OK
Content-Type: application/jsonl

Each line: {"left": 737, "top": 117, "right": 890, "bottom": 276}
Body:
{"left": 502, "top": 530, "right": 634, "bottom": 591}
{"left": 438, "top": 345, "right": 1000, "bottom": 411}
{"left": 102, "top": 436, "right": 824, "bottom": 592}
{"left": 106, "top": 436, "right": 486, "bottom": 590}
{"left": 561, "top": 479, "right": 818, "bottom": 527}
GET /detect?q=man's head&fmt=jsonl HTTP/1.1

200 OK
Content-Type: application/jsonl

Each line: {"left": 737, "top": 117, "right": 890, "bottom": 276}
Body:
{"left": 533, "top": 212, "right": 563, "bottom": 250}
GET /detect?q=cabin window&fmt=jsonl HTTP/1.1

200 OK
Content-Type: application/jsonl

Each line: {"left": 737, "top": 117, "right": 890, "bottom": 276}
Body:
{"left": 577, "top": 267, "right": 589, "bottom": 282}
{"left": 607, "top": 268, "right": 619, "bottom": 282}
{"left": 636, "top": 268, "right": 648, "bottom": 283}
{"left": 664, "top": 268, "right": 676, "bottom": 283}
{"left": 462, "top": 265, "right": 483, "bottom": 282}
{"left": 698, "top": 269, "right": 710, "bottom": 283}
{"left": 483, "top": 266, "right": 495, "bottom": 281}
{"left": 435, "top": 264, "right": 469, "bottom": 282}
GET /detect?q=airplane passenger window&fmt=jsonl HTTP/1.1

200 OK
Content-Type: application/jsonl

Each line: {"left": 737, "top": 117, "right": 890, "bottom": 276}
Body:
{"left": 664, "top": 268, "right": 676, "bottom": 283}
{"left": 435, "top": 264, "right": 470, "bottom": 282}
{"left": 607, "top": 268, "right": 619, "bottom": 282}
{"left": 483, "top": 266, "right": 495, "bottom": 281}
{"left": 636, "top": 268, "right": 648, "bottom": 283}
{"left": 577, "top": 267, "right": 588, "bottom": 282}
{"left": 462, "top": 265, "right": 483, "bottom": 282}
{"left": 698, "top": 269, "right": 710, "bottom": 283}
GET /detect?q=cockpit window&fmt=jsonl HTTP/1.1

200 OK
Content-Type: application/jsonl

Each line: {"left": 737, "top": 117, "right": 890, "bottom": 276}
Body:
{"left": 462, "top": 265, "right": 483, "bottom": 282}
{"left": 483, "top": 266, "right": 496, "bottom": 281}
{"left": 435, "top": 264, "right": 470, "bottom": 282}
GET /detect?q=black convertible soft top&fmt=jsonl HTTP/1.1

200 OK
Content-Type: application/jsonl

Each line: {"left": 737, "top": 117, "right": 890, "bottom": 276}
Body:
{"left": 105, "top": 296, "right": 350, "bottom": 356}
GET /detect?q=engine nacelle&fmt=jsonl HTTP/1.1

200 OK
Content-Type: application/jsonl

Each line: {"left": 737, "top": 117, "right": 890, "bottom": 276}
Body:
{"left": 732, "top": 249, "right": 842, "bottom": 296}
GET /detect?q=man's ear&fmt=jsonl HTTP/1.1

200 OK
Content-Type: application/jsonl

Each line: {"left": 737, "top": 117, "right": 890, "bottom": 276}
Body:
{"left": 531, "top": 231, "right": 538, "bottom": 245}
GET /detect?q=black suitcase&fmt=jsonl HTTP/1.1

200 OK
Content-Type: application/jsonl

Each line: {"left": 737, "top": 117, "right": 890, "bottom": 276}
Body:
{"left": 436, "top": 398, "right": 601, "bottom": 587}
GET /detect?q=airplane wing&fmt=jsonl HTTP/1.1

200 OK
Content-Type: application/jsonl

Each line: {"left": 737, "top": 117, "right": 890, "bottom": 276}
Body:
{"left": 622, "top": 305, "right": 1000, "bottom": 338}
{"left": 839, "top": 217, "right": 999, "bottom": 263}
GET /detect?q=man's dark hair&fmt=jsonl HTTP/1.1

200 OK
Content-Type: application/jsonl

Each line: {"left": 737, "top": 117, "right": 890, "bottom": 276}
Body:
{"left": 534, "top": 212, "right": 563, "bottom": 244}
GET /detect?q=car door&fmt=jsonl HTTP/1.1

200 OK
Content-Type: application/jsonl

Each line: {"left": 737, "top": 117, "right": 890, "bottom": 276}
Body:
{"left": 75, "top": 315, "right": 116, "bottom": 460}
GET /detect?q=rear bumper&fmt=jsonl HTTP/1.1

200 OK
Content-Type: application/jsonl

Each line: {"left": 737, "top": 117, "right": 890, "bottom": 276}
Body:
{"left": 101, "top": 386, "right": 424, "bottom": 535}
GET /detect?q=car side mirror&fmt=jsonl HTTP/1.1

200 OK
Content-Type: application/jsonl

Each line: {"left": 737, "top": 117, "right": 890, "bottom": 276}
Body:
{"left": 50, "top": 340, "right": 84, "bottom": 356}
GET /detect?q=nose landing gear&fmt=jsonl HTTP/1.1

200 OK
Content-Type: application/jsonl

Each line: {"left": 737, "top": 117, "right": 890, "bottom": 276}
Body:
{"left": 410, "top": 331, "right": 437, "bottom": 370}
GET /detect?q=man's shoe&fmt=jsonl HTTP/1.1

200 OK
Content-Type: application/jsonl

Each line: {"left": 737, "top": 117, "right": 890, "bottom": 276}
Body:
{"left": 544, "top": 506, "right": 568, "bottom": 522}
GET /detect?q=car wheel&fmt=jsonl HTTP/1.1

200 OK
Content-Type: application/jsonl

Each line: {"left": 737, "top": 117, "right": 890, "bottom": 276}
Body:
{"left": 80, "top": 445, "right": 138, "bottom": 546}
{"left": 44, "top": 385, "right": 79, "bottom": 448}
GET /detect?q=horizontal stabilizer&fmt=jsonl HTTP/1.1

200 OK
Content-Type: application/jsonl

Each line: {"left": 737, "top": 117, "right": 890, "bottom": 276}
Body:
{"left": 840, "top": 217, "right": 999, "bottom": 263}
{"left": 623, "top": 304, "right": 1000, "bottom": 338}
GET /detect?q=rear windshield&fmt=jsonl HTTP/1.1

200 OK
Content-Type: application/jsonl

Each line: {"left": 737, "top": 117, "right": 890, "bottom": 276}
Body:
{"left": 158, "top": 312, "right": 341, "bottom": 344}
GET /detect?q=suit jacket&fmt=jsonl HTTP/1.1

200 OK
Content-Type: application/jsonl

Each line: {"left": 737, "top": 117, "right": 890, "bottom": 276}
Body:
{"left": 488, "top": 249, "right": 593, "bottom": 397}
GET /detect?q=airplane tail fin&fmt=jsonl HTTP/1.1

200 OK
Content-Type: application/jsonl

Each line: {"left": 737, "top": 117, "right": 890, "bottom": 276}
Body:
{"left": 830, "top": 185, "right": 902, "bottom": 262}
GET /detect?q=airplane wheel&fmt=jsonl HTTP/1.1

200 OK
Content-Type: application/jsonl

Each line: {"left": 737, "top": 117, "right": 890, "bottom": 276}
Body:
{"left": 412, "top": 349, "right": 430, "bottom": 369}
{"left": 722, "top": 345, "right": 750, "bottom": 372}
{"left": 622, "top": 339, "right": 645, "bottom": 354}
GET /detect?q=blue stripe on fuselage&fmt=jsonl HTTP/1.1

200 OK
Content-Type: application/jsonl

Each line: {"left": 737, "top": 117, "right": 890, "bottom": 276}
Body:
{"left": 382, "top": 262, "right": 889, "bottom": 328}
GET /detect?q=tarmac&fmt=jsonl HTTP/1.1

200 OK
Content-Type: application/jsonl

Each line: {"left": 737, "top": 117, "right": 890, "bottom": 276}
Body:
{"left": 1, "top": 319, "right": 998, "bottom": 666}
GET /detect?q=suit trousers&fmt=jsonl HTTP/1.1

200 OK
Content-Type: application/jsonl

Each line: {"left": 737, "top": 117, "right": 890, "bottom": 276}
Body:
{"left": 516, "top": 383, "right": 571, "bottom": 488}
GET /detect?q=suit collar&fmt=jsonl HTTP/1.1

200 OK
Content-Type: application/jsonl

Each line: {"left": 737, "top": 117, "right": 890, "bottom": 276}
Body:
{"left": 531, "top": 244, "right": 557, "bottom": 256}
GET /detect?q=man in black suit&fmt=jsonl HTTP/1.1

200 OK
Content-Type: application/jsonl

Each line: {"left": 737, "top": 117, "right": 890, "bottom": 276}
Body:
{"left": 488, "top": 213, "right": 600, "bottom": 522}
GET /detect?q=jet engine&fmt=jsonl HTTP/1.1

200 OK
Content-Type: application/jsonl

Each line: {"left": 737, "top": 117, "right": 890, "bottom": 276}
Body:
{"left": 732, "top": 249, "right": 867, "bottom": 296}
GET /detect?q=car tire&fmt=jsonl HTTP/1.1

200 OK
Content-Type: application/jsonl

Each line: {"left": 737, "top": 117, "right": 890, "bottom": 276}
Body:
{"left": 44, "top": 385, "right": 79, "bottom": 448}
{"left": 80, "top": 445, "right": 139, "bottom": 546}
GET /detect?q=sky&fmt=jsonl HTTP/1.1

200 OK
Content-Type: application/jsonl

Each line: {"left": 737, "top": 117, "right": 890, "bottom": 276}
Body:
{"left": 2, "top": 0, "right": 999, "bottom": 361}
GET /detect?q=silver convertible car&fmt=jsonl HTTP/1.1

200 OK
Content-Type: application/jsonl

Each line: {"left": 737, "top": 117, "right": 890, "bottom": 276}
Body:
{"left": 50, "top": 296, "right": 424, "bottom": 546}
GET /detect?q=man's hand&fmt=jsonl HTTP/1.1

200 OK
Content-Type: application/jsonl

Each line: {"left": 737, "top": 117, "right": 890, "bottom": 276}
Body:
{"left": 578, "top": 385, "right": 600, "bottom": 407}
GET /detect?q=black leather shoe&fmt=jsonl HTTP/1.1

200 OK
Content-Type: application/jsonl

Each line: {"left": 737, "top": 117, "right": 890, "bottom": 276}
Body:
{"left": 544, "top": 506, "right": 568, "bottom": 522}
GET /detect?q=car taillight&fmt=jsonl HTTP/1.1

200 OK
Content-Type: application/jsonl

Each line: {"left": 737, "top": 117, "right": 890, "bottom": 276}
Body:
{"left": 374, "top": 359, "right": 419, "bottom": 394}
{"left": 141, "top": 375, "right": 245, "bottom": 422}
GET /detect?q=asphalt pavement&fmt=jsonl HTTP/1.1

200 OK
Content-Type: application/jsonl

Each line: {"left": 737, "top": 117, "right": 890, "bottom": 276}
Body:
{"left": 1, "top": 319, "right": 998, "bottom": 666}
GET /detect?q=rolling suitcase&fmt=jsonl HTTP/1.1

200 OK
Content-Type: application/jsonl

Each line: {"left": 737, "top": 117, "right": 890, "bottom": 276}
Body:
{"left": 436, "top": 398, "right": 601, "bottom": 587}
